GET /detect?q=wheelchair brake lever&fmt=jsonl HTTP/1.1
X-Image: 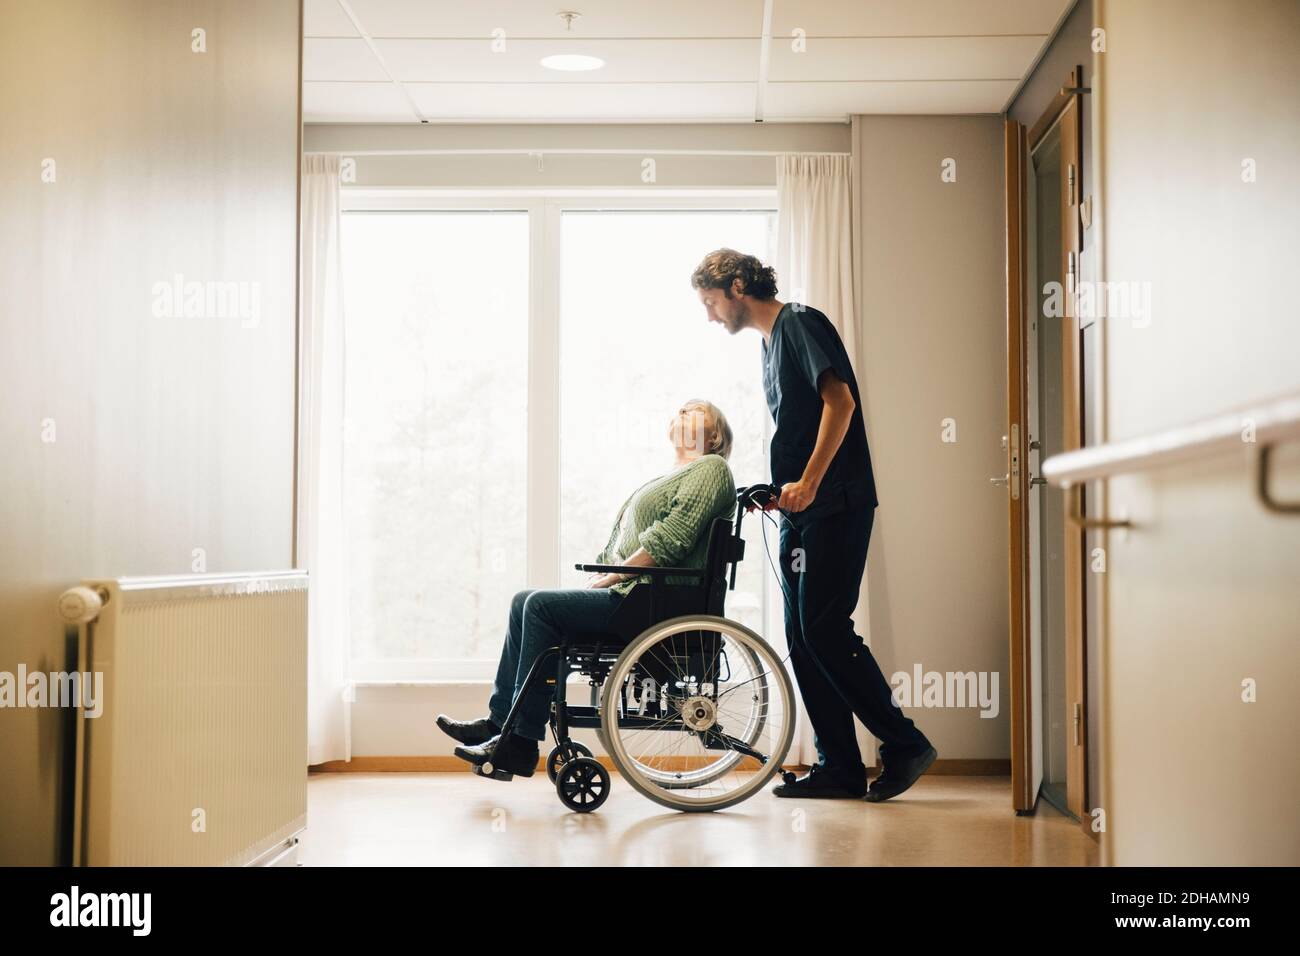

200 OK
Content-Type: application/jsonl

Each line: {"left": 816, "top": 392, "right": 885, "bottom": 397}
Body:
{"left": 730, "top": 508, "right": 743, "bottom": 591}
{"left": 730, "top": 484, "right": 779, "bottom": 590}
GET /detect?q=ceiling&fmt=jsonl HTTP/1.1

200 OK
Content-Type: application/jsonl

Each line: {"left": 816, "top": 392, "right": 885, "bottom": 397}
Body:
{"left": 303, "top": 0, "right": 1075, "bottom": 124}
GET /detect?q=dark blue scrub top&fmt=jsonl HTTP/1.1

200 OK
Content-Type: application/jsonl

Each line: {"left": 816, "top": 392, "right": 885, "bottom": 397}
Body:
{"left": 762, "top": 302, "right": 879, "bottom": 522}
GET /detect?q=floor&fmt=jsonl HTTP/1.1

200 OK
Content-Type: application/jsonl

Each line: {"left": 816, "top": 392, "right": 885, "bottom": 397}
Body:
{"left": 300, "top": 772, "right": 1100, "bottom": 866}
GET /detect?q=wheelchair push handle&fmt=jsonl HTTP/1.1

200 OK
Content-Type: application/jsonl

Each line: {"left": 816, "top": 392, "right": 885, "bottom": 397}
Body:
{"left": 737, "top": 483, "right": 781, "bottom": 512}
{"left": 730, "top": 484, "right": 782, "bottom": 590}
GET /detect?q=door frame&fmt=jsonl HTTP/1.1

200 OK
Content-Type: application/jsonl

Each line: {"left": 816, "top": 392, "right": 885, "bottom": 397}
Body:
{"left": 1004, "top": 67, "right": 1091, "bottom": 821}
{"left": 1055, "top": 75, "right": 1090, "bottom": 827}
{"left": 1003, "top": 117, "right": 1033, "bottom": 812}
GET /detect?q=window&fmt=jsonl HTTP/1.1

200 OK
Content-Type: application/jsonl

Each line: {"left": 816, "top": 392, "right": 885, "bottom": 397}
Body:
{"left": 559, "top": 209, "right": 776, "bottom": 636}
{"left": 341, "top": 211, "right": 530, "bottom": 668}
{"left": 341, "top": 196, "right": 777, "bottom": 678}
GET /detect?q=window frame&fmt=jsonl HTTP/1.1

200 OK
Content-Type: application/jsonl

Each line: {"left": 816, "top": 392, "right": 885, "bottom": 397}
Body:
{"left": 341, "top": 188, "right": 779, "bottom": 682}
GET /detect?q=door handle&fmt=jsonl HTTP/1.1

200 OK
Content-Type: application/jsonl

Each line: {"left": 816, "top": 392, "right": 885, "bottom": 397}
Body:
{"left": 990, "top": 474, "right": 1009, "bottom": 487}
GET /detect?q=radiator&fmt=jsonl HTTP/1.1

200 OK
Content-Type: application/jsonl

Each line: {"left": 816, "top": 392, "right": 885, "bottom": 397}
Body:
{"left": 59, "top": 571, "right": 308, "bottom": 866}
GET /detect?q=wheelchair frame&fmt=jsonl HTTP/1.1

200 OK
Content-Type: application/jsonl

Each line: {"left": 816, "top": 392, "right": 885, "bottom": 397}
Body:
{"left": 480, "top": 485, "right": 794, "bottom": 813}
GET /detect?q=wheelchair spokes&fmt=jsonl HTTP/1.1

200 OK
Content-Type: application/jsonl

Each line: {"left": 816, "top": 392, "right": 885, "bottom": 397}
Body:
{"left": 600, "top": 616, "right": 795, "bottom": 811}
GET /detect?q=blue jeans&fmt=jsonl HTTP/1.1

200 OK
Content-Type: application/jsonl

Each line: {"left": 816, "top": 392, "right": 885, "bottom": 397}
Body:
{"left": 488, "top": 588, "right": 625, "bottom": 741}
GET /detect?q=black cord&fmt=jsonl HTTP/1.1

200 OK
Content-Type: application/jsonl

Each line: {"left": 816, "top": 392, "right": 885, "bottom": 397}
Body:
{"left": 745, "top": 502, "right": 800, "bottom": 783}
{"left": 750, "top": 503, "right": 796, "bottom": 669}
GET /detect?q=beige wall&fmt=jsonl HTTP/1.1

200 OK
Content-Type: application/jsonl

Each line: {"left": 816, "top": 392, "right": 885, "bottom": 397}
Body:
{"left": 1095, "top": 0, "right": 1300, "bottom": 864}
{"left": 303, "top": 122, "right": 850, "bottom": 188}
{"left": 852, "top": 115, "right": 1010, "bottom": 760}
{"left": 0, "top": 0, "right": 301, "bottom": 864}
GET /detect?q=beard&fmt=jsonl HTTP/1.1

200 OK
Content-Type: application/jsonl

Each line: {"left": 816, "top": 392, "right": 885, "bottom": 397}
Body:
{"left": 726, "top": 300, "right": 749, "bottom": 334}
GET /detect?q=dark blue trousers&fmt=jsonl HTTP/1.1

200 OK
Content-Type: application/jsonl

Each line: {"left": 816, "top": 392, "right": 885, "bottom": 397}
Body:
{"left": 779, "top": 505, "right": 930, "bottom": 782}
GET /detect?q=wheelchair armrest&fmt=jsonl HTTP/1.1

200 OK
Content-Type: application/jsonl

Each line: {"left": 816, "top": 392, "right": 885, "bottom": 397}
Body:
{"left": 573, "top": 563, "right": 705, "bottom": 578}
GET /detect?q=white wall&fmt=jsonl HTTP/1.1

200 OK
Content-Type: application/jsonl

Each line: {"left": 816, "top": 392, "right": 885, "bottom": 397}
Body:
{"left": 0, "top": 0, "right": 301, "bottom": 864}
{"left": 853, "top": 115, "right": 1011, "bottom": 761}
{"left": 1095, "top": 0, "right": 1300, "bottom": 865}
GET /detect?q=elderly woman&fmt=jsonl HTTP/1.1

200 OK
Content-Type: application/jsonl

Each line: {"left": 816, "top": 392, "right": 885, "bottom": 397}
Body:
{"left": 437, "top": 399, "right": 737, "bottom": 779}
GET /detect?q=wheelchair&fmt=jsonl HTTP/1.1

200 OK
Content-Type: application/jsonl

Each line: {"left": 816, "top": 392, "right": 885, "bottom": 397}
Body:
{"left": 478, "top": 484, "right": 797, "bottom": 813}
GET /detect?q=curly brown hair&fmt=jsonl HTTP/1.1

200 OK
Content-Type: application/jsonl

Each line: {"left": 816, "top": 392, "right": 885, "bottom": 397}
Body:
{"left": 690, "top": 249, "right": 779, "bottom": 300}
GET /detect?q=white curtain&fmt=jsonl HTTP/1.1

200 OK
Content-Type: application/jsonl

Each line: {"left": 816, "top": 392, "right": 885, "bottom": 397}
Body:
{"left": 776, "top": 153, "right": 859, "bottom": 372}
{"left": 299, "top": 154, "right": 352, "bottom": 766}
{"left": 774, "top": 152, "right": 869, "bottom": 767}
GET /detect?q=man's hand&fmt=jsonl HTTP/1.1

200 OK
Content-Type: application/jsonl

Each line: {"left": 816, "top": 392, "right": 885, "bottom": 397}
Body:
{"left": 778, "top": 478, "right": 818, "bottom": 513}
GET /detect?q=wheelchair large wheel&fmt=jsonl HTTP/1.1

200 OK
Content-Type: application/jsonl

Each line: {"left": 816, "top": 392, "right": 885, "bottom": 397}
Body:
{"left": 600, "top": 615, "right": 795, "bottom": 812}
{"left": 634, "top": 638, "right": 772, "bottom": 792}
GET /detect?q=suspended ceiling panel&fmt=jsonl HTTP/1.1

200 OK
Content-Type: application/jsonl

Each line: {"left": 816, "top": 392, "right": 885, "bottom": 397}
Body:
{"left": 303, "top": 0, "right": 1076, "bottom": 123}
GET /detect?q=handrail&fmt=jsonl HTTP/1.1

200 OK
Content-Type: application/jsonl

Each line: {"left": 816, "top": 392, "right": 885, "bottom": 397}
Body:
{"left": 1041, "top": 391, "right": 1300, "bottom": 488}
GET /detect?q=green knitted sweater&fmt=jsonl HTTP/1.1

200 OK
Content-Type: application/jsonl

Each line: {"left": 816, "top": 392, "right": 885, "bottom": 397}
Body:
{"left": 594, "top": 454, "right": 736, "bottom": 596}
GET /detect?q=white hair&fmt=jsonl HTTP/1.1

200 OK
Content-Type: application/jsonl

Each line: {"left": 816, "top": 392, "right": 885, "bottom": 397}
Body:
{"left": 684, "top": 398, "right": 734, "bottom": 460}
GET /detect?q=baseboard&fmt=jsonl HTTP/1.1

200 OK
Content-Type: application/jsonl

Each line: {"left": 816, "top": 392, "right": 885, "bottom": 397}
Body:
{"left": 310, "top": 756, "right": 1012, "bottom": 775}
{"left": 872, "top": 758, "right": 1011, "bottom": 776}
{"left": 312, "top": 756, "right": 476, "bottom": 772}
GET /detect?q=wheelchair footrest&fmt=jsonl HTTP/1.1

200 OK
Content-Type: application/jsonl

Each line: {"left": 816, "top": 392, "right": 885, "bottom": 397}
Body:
{"left": 472, "top": 763, "right": 517, "bottom": 782}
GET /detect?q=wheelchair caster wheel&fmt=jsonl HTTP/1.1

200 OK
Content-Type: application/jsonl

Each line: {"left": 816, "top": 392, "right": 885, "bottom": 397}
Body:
{"left": 782, "top": 771, "right": 797, "bottom": 786}
{"left": 546, "top": 742, "right": 594, "bottom": 784}
{"left": 555, "top": 757, "right": 610, "bottom": 813}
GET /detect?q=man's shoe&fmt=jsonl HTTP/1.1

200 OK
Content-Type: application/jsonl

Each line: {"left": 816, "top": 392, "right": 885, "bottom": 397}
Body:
{"left": 772, "top": 765, "right": 867, "bottom": 799}
{"left": 864, "top": 744, "right": 937, "bottom": 802}
{"left": 454, "top": 733, "right": 539, "bottom": 780}
{"left": 436, "top": 714, "right": 500, "bottom": 746}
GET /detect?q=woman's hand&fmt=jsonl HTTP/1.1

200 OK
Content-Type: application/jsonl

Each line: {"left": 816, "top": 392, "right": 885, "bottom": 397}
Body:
{"left": 588, "top": 548, "right": 657, "bottom": 589}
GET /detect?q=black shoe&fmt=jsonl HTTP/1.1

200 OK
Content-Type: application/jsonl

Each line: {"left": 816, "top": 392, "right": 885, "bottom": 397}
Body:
{"left": 772, "top": 765, "right": 867, "bottom": 799}
{"left": 454, "top": 733, "right": 539, "bottom": 779}
{"left": 864, "top": 744, "right": 937, "bottom": 802}
{"left": 436, "top": 714, "right": 500, "bottom": 746}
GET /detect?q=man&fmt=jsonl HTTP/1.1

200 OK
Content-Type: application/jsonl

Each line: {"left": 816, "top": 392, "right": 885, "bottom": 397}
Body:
{"left": 692, "top": 249, "right": 936, "bottom": 801}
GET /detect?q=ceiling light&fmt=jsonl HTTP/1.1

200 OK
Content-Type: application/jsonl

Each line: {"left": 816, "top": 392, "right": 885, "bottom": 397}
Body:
{"left": 540, "top": 53, "right": 605, "bottom": 72}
